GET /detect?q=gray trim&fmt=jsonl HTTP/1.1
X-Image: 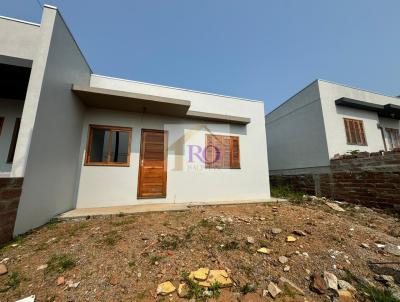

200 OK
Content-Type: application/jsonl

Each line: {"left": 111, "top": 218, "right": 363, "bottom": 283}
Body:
{"left": 335, "top": 97, "right": 400, "bottom": 119}
{"left": 186, "top": 110, "right": 250, "bottom": 125}
{"left": 269, "top": 165, "right": 331, "bottom": 175}
{"left": 92, "top": 74, "right": 263, "bottom": 103}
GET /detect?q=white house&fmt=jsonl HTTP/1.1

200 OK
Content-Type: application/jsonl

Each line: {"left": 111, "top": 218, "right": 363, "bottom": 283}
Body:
{"left": 0, "top": 5, "right": 270, "bottom": 240}
{"left": 266, "top": 79, "right": 400, "bottom": 176}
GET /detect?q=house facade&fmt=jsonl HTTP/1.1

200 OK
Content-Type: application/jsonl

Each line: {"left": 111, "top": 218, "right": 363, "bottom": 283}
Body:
{"left": 266, "top": 80, "right": 400, "bottom": 176}
{"left": 0, "top": 5, "right": 270, "bottom": 242}
{"left": 266, "top": 80, "right": 400, "bottom": 208}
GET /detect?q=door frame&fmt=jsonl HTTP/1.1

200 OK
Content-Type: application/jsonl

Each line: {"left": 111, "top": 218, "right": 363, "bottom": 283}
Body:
{"left": 137, "top": 129, "right": 168, "bottom": 199}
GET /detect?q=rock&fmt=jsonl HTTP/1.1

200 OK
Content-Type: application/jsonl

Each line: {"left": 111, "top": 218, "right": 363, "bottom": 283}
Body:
{"left": 338, "top": 289, "right": 354, "bottom": 302}
{"left": 360, "top": 243, "right": 369, "bottom": 249}
{"left": 156, "top": 281, "right": 176, "bottom": 295}
{"left": 178, "top": 283, "right": 189, "bottom": 298}
{"left": 56, "top": 276, "right": 65, "bottom": 286}
{"left": 271, "top": 228, "right": 282, "bottom": 235}
{"left": 66, "top": 280, "right": 80, "bottom": 288}
{"left": 189, "top": 268, "right": 210, "bottom": 281}
{"left": 293, "top": 230, "right": 307, "bottom": 236}
{"left": 257, "top": 247, "right": 271, "bottom": 254}
{"left": 247, "top": 236, "right": 255, "bottom": 244}
{"left": 375, "top": 275, "right": 395, "bottom": 285}
{"left": 338, "top": 280, "right": 356, "bottom": 293}
{"left": 198, "top": 270, "right": 233, "bottom": 287}
{"left": 384, "top": 243, "right": 400, "bottom": 256}
{"left": 0, "top": 263, "right": 8, "bottom": 275}
{"left": 326, "top": 202, "right": 345, "bottom": 212}
{"left": 283, "top": 265, "right": 291, "bottom": 272}
{"left": 310, "top": 273, "right": 326, "bottom": 294}
{"left": 216, "top": 226, "right": 224, "bottom": 231}
{"left": 286, "top": 236, "right": 297, "bottom": 242}
{"left": 324, "top": 271, "right": 338, "bottom": 291}
{"left": 268, "top": 282, "right": 282, "bottom": 298}
{"left": 15, "top": 296, "right": 35, "bottom": 302}
{"left": 278, "top": 277, "right": 304, "bottom": 296}
{"left": 278, "top": 256, "right": 288, "bottom": 264}
{"left": 36, "top": 264, "right": 48, "bottom": 271}
{"left": 0, "top": 258, "right": 10, "bottom": 264}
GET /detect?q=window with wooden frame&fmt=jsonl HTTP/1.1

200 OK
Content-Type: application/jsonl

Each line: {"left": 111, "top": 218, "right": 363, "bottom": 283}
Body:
{"left": 7, "top": 118, "right": 21, "bottom": 163}
{"left": 85, "top": 125, "right": 132, "bottom": 166}
{"left": 205, "top": 134, "right": 240, "bottom": 169}
{"left": 386, "top": 128, "right": 400, "bottom": 150}
{"left": 343, "top": 118, "right": 367, "bottom": 146}
{"left": 0, "top": 117, "right": 4, "bottom": 136}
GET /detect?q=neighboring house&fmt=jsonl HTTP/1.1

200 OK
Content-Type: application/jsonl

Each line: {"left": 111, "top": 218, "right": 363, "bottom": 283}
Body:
{"left": 266, "top": 79, "right": 400, "bottom": 176}
{"left": 265, "top": 80, "right": 400, "bottom": 208}
{"left": 0, "top": 5, "right": 270, "bottom": 242}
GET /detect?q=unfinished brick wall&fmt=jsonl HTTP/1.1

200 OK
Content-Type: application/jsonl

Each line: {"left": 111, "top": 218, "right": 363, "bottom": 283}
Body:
{"left": 270, "top": 151, "right": 400, "bottom": 210}
{"left": 0, "top": 178, "right": 23, "bottom": 245}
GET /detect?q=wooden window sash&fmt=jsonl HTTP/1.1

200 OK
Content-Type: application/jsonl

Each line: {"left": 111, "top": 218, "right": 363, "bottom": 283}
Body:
{"left": 344, "top": 118, "right": 367, "bottom": 146}
{"left": 205, "top": 134, "right": 240, "bottom": 169}
{"left": 386, "top": 128, "right": 400, "bottom": 149}
{"left": 85, "top": 124, "right": 132, "bottom": 167}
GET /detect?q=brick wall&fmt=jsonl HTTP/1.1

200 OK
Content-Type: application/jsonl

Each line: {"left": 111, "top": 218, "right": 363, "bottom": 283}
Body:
{"left": 0, "top": 178, "right": 23, "bottom": 245}
{"left": 270, "top": 151, "right": 400, "bottom": 210}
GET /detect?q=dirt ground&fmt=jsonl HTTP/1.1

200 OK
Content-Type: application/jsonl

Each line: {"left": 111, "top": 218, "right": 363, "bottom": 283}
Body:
{"left": 0, "top": 199, "right": 399, "bottom": 302}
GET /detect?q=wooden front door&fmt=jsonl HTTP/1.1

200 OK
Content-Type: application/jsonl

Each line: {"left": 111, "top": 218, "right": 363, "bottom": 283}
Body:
{"left": 137, "top": 129, "right": 168, "bottom": 198}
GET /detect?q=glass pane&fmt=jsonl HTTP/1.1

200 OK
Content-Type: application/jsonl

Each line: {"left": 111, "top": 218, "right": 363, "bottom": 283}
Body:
{"left": 110, "top": 131, "right": 129, "bottom": 163}
{"left": 90, "top": 128, "right": 110, "bottom": 162}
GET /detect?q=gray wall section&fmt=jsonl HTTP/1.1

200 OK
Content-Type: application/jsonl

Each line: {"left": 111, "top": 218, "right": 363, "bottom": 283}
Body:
{"left": 0, "top": 17, "right": 40, "bottom": 60}
{"left": 265, "top": 81, "right": 330, "bottom": 173}
{"left": 14, "top": 9, "right": 91, "bottom": 235}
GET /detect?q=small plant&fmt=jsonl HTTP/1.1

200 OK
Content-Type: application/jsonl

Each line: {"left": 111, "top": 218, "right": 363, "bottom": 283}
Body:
{"left": 221, "top": 241, "right": 239, "bottom": 250}
{"left": 185, "top": 225, "right": 197, "bottom": 240}
{"left": 128, "top": 260, "right": 136, "bottom": 267}
{"left": 101, "top": 230, "right": 122, "bottom": 246}
{"left": 198, "top": 218, "right": 215, "bottom": 228}
{"left": 239, "top": 283, "right": 256, "bottom": 295}
{"left": 117, "top": 212, "right": 125, "bottom": 217}
{"left": 347, "top": 149, "right": 360, "bottom": 155}
{"left": 67, "top": 222, "right": 88, "bottom": 236}
{"left": 159, "top": 235, "right": 181, "bottom": 250}
{"left": 0, "top": 272, "right": 21, "bottom": 292}
{"left": 180, "top": 271, "right": 204, "bottom": 300}
{"left": 149, "top": 255, "right": 162, "bottom": 265}
{"left": 209, "top": 281, "right": 222, "bottom": 298}
{"left": 357, "top": 284, "right": 399, "bottom": 302}
{"left": 47, "top": 218, "right": 61, "bottom": 229}
{"left": 46, "top": 254, "right": 76, "bottom": 274}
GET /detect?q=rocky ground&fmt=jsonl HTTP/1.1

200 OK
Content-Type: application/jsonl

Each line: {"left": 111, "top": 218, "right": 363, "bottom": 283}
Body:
{"left": 0, "top": 197, "right": 399, "bottom": 302}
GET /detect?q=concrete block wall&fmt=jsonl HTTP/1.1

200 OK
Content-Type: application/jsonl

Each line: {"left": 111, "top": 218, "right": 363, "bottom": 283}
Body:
{"left": 270, "top": 151, "right": 400, "bottom": 210}
{"left": 0, "top": 178, "right": 23, "bottom": 245}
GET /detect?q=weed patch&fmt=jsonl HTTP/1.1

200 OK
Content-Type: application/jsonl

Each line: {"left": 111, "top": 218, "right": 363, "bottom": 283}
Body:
{"left": 0, "top": 272, "right": 21, "bottom": 292}
{"left": 46, "top": 254, "right": 76, "bottom": 274}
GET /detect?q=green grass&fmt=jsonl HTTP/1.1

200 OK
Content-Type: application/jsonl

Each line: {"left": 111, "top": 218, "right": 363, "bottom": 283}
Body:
{"left": 271, "top": 185, "right": 305, "bottom": 203}
{"left": 239, "top": 283, "right": 256, "bottom": 295}
{"left": 67, "top": 222, "right": 88, "bottom": 236}
{"left": 358, "top": 283, "right": 400, "bottom": 302}
{"left": 99, "top": 230, "right": 122, "bottom": 246}
{"left": 149, "top": 255, "right": 162, "bottom": 265}
{"left": 0, "top": 272, "right": 21, "bottom": 292}
{"left": 159, "top": 235, "right": 181, "bottom": 250}
{"left": 198, "top": 218, "right": 216, "bottom": 228}
{"left": 46, "top": 254, "right": 76, "bottom": 274}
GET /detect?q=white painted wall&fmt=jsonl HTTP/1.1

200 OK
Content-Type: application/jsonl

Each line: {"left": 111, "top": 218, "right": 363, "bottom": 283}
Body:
{"left": 319, "top": 80, "right": 400, "bottom": 157}
{"left": 0, "top": 17, "right": 40, "bottom": 61}
{"left": 75, "top": 84, "right": 270, "bottom": 207}
{"left": 0, "top": 99, "right": 24, "bottom": 175}
{"left": 265, "top": 81, "right": 330, "bottom": 173}
{"left": 14, "top": 7, "right": 91, "bottom": 235}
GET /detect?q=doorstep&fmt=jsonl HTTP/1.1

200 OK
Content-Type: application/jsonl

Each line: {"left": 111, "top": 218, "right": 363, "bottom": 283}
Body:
{"left": 58, "top": 203, "right": 189, "bottom": 219}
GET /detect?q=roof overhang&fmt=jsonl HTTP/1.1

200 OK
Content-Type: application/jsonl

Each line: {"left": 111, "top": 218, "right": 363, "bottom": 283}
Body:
{"left": 72, "top": 85, "right": 250, "bottom": 125}
{"left": 335, "top": 97, "right": 400, "bottom": 119}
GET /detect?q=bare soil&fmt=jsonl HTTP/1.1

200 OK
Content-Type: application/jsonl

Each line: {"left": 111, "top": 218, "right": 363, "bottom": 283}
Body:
{"left": 0, "top": 200, "right": 399, "bottom": 302}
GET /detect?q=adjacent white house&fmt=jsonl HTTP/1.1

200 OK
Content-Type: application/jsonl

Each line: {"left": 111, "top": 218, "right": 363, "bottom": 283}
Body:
{"left": 266, "top": 79, "right": 400, "bottom": 176}
{"left": 0, "top": 5, "right": 270, "bottom": 239}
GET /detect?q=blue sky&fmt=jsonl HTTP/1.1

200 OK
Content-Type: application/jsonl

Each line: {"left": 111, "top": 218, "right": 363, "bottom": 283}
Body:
{"left": 1, "top": 1, "right": 399, "bottom": 112}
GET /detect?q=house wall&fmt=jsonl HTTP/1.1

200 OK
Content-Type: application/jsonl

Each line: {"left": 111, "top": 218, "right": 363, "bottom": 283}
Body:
{"left": 0, "top": 17, "right": 40, "bottom": 61}
{"left": 75, "top": 98, "right": 270, "bottom": 207}
{"left": 265, "top": 81, "right": 330, "bottom": 174}
{"left": 13, "top": 7, "right": 91, "bottom": 235}
{"left": 319, "top": 81, "right": 400, "bottom": 157}
{"left": 0, "top": 99, "right": 24, "bottom": 174}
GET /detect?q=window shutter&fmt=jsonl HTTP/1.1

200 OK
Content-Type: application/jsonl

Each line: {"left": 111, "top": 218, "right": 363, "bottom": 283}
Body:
{"left": 205, "top": 134, "right": 214, "bottom": 168}
{"left": 230, "top": 136, "right": 240, "bottom": 168}
{"left": 343, "top": 118, "right": 367, "bottom": 146}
